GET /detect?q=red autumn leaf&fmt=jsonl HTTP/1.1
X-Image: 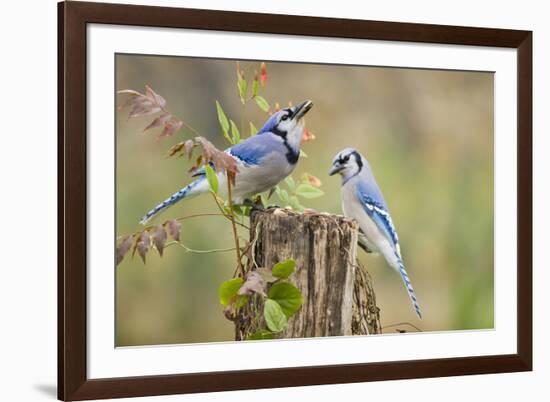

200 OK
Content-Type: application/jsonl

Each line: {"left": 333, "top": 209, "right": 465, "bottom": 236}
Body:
{"left": 167, "top": 141, "right": 185, "bottom": 157}
{"left": 129, "top": 97, "right": 161, "bottom": 118}
{"left": 145, "top": 85, "right": 166, "bottom": 109}
{"left": 184, "top": 139, "right": 195, "bottom": 159}
{"left": 118, "top": 85, "right": 185, "bottom": 141}
{"left": 302, "top": 127, "right": 316, "bottom": 142}
{"left": 238, "top": 271, "right": 266, "bottom": 296}
{"left": 166, "top": 137, "right": 239, "bottom": 183}
{"left": 166, "top": 219, "right": 182, "bottom": 242}
{"left": 189, "top": 154, "right": 204, "bottom": 173}
{"left": 116, "top": 235, "right": 134, "bottom": 266}
{"left": 303, "top": 173, "right": 322, "bottom": 187}
{"left": 134, "top": 231, "right": 150, "bottom": 264}
{"left": 260, "top": 62, "right": 268, "bottom": 86}
{"left": 195, "top": 136, "right": 214, "bottom": 161}
{"left": 118, "top": 84, "right": 166, "bottom": 118}
{"left": 194, "top": 136, "right": 238, "bottom": 180}
{"left": 143, "top": 112, "right": 172, "bottom": 132}
{"left": 152, "top": 225, "right": 167, "bottom": 257}
{"left": 158, "top": 117, "right": 183, "bottom": 139}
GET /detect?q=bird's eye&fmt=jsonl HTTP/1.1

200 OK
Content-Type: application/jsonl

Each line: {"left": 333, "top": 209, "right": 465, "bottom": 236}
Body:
{"left": 281, "top": 114, "right": 289, "bottom": 121}
{"left": 343, "top": 155, "right": 350, "bottom": 162}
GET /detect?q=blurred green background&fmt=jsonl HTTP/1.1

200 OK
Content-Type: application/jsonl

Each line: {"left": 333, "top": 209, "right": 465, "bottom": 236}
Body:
{"left": 116, "top": 54, "right": 494, "bottom": 346}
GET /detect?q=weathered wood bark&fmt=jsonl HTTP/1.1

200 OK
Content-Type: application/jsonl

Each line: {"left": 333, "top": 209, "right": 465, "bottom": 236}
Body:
{"left": 235, "top": 208, "right": 381, "bottom": 340}
{"left": 352, "top": 260, "right": 382, "bottom": 335}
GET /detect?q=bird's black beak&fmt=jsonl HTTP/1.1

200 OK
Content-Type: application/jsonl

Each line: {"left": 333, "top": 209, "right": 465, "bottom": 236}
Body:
{"left": 291, "top": 100, "right": 313, "bottom": 121}
{"left": 328, "top": 164, "right": 344, "bottom": 176}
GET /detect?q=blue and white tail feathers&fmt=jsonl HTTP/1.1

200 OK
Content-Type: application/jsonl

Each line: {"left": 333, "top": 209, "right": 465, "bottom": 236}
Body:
{"left": 139, "top": 177, "right": 207, "bottom": 225}
{"left": 394, "top": 252, "right": 422, "bottom": 319}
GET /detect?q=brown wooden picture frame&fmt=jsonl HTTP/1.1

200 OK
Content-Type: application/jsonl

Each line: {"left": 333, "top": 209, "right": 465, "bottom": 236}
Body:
{"left": 58, "top": 1, "right": 532, "bottom": 400}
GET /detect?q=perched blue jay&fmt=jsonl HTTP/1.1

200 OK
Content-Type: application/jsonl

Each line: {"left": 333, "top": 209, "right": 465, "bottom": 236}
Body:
{"left": 140, "top": 100, "right": 314, "bottom": 224}
{"left": 329, "top": 148, "right": 422, "bottom": 319}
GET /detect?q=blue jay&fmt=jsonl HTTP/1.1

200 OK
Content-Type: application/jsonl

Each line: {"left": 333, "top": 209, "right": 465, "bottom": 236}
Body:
{"left": 140, "top": 100, "right": 314, "bottom": 224}
{"left": 329, "top": 148, "right": 422, "bottom": 319}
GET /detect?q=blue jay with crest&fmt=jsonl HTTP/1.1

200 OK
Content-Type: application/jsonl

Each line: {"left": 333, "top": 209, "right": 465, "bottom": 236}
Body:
{"left": 329, "top": 148, "right": 422, "bottom": 319}
{"left": 140, "top": 100, "right": 314, "bottom": 224}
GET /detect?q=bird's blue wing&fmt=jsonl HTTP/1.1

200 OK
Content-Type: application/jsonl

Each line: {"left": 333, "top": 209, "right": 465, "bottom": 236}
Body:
{"left": 355, "top": 180, "right": 400, "bottom": 251}
{"left": 355, "top": 177, "right": 420, "bottom": 319}
{"left": 227, "top": 134, "right": 278, "bottom": 166}
{"left": 190, "top": 135, "right": 277, "bottom": 177}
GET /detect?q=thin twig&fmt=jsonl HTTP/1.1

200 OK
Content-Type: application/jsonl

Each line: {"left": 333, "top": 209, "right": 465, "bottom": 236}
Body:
{"left": 208, "top": 192, "right": 249, "bottom": 230}
{"left": 248, "top": 220, "right": 262, "bottom": 270}
{"left": 167, "top": 241, "right": 236, "bottom": 254}
{"left": 233, "top": 238, "right": 255, "bottom": 277}
{"left": 382, "top": 322, "right": 423, "bottom": 333}
{"left": 180, "top": 120, "right": 201, "bottom": 137}
{"left": 226, "top": 174, "right": 244, "bottom": 277}
{"left": 116, "top": 212, "right": 247, "bottom": 241}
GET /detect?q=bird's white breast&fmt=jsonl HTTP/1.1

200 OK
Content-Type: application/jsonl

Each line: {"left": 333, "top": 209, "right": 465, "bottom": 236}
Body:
{"left": 218, "top": 151, "right": 294, "bottom": 203}
{"left": 341, "top": 181, "right": 387, "bottom": 254}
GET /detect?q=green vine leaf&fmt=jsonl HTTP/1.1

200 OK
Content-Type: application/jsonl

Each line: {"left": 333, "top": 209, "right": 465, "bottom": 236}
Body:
{"left": 215, "top": 100, "right": 231, "bottom": 142}
{"left": 264, "top": 299, "right": 287, "bottom": 332}
{"left": 268, "top": 282, "right": 303, "bottom": 318}
{"left": 205, "top": 164, "right": 219, "bottom": 194}
{"left": 272, "top": 259, "right": 296, "bottom": 279}
{"left": 295, "top": 183, "right": 324, "bottom": 199}
{"left": 246, "top": 330, "right": 274, "bottom": 340}
{"left": 289, "top": 196, "right": 303, "bottom": 212}
{"left": 284, "top": 176, "right": 296, "bottom": 191}
{"left": 218, "top": 278, "right": 244, "bottom": 306}
{"left": 232, "top": 205, "right": 244, "bottom": 216}
{"left": 260, "top": 193, "right": 270, "bottom": 208}
{"left": 249, "top": 122, "right": 258, "bottom": 136}
{"left": 237, "top": 76, "right": 248, "bottom": 104}
{"left": 230, "top": 120, "right": 241, "bottom": 144}
{"left": 252, "top": 74, "right": 259, "bottom": 98}
{"left": 234, "top": 294, "right": 249, "bottom": 309}
{"left": 254, "top": 95, "right": 270, "bottom": 112}
{"left": 276, "top": 187, "right": 290, "bottom": 205}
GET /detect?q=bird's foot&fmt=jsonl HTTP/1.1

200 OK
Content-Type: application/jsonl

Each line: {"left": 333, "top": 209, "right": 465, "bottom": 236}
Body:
{"left": 242, "top": 196, "right": 265, "bottom": 212}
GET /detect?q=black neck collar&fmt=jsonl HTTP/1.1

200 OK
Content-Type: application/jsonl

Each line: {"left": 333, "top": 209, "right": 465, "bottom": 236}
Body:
{"left": 272, "top": 128, "right": 299, "bottom": 165}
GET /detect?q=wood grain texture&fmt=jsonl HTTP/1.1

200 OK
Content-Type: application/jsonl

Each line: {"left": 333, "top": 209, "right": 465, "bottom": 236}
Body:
{"left": 235, "top": 209, "right": 380, "bottom": 340}
{"left": 352, "top": 260, "right": 382, "bottom": 335}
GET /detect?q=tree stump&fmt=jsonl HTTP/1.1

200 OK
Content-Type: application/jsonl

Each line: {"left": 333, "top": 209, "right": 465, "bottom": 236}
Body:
{"left": 235, "top": 208, "right": 381, "bottom": 340}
